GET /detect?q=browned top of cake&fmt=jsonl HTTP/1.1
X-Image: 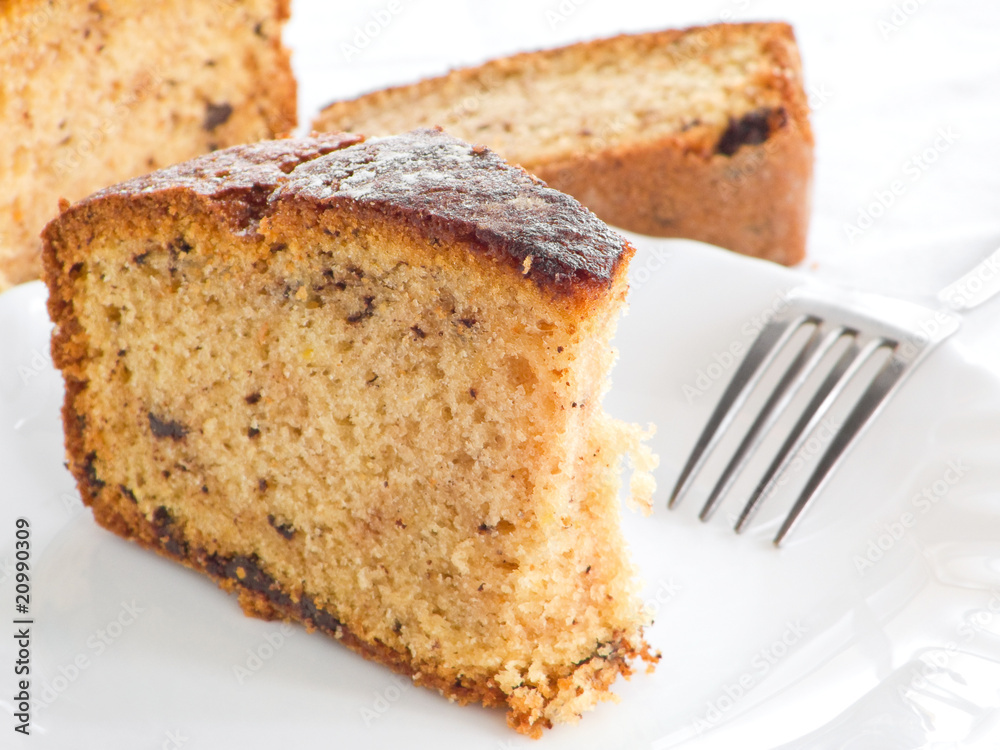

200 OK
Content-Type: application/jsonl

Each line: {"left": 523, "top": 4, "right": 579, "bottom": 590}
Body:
{"left": 278, "top": 128, "right": 633, "bottom": 296}
{"left": 80, "top": 133, "right": 363, "bottom": 233}
{"left": 50, "top": 128, "right": 633, "bottom": 303}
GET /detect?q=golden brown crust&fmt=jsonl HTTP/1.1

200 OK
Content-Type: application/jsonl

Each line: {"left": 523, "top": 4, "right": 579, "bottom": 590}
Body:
{"left": 46, "top": 130, "right": 635, "bottom": 311}
{"left": 313, "top": 22, "right": 813, "bottom": 265}
{"left": 274, "top": 130, "right": 634, "bottom": 305}
{"left": 533, "top": 120, "right": 812, "bottom": 265}
{"left": 42, "top": 128, "right": 652, "bottom": 737}
{"left": 67, "top": 134, "right": 365, "bottom": 232}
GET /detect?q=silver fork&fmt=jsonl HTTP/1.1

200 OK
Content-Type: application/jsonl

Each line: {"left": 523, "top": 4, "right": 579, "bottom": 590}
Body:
{"left": 668, "top": 246, "right": 1000, "bottom": 546}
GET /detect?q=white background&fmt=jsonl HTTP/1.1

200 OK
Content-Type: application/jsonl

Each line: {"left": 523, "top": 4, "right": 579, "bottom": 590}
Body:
{"left": 2, "top": 1, "right": 1000, "bottom": 748}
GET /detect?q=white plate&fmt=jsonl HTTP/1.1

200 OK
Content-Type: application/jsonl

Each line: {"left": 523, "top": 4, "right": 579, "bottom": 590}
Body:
{"left": 3, "top": 237, "right": 1000, "bottom": 749}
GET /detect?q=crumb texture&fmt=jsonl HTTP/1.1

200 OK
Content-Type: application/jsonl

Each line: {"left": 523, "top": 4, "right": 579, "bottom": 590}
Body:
{"left": 313, "top": 22, "right": 813, "bottom": 265}
{"left": 0, "top": 0, "right": 297, "bottom": 288}
{"left": 44, "top": 133, "right": 657, "bottom": 735}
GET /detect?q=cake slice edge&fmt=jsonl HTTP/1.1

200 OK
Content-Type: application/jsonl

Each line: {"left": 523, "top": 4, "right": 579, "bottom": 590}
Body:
{"left": 42, "top": 130, "right": 660, "bottom": 736}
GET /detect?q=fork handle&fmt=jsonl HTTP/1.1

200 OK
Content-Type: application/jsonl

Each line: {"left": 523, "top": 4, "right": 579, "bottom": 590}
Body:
{"left": 936, "top": 246, "right": 1000, "bottom": 311}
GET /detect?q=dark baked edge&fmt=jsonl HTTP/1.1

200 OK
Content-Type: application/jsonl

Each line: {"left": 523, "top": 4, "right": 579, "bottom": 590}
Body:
{"left": 50, "top": 129, "right": 634, "bottom": 307}
{"left": 533, "top": 120, "right": 813, "bottom": 265}
{"left": 65, "top": 428, "right": 650, "bottom": 736}
{"left": 275, "top": 129, "right": 634, "bottom": 302}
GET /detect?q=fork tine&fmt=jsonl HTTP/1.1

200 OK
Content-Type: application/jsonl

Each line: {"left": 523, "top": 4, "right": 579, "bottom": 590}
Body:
{"left": 734, "top": 336, "right": 888, "bottom": 533}
{"left": 772, "top": 351, "right": 908, "bottom": 545}
{"left": 698, "top": 324, "right": 848, "bottom": 522}
{"left": 668, "top": 313, "right": 814, "bottom": 509}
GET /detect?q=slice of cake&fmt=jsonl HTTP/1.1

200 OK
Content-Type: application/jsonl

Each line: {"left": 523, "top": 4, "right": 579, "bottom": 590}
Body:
{"left": 0, "top": 0, "right": 297, "bottom": 290}
{"left": 312, "top": 22, "right": 813, "bottom": 265}
{"left": 43, "top": 129, "right": 658, "bottom": 735}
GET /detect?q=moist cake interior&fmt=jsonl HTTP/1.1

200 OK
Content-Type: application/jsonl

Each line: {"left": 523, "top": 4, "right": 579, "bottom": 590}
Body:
{"left": 45, "top": 131, "right": 657, "bottom": 735}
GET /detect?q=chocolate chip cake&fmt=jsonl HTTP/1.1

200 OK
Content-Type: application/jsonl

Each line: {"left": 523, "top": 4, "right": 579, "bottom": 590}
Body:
{"left": 43, "top": 129, "right": 658, "bottom": 735}
{"left": 0, "top": 0, "right": 297, "bottom": 290}
{"left": 313, "top": 22, "right": 813, "bottom": 265}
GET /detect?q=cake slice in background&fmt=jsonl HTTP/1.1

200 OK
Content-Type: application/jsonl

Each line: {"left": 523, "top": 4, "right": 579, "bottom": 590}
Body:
{"left": 42, "top": 129, "right": 658, "bottom": 736}
{"left": 313, "top": 22, "right": 813, "bottom": 266}
{"left": 0, "top": 0, "right": 297, "bottom": 289}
